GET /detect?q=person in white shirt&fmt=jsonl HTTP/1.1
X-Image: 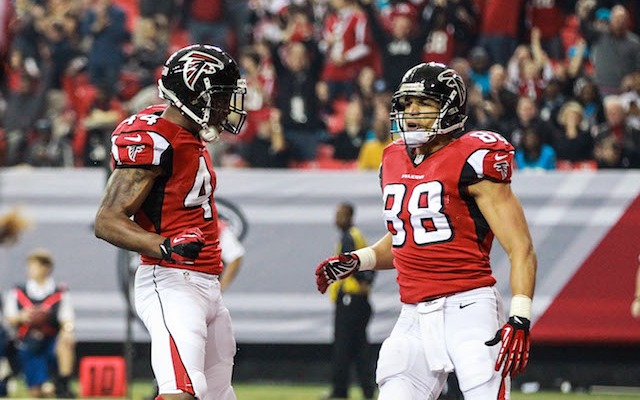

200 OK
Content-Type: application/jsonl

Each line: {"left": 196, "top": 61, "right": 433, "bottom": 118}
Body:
{"left": 218, "top": 220, "right": 246, "bottom": 292}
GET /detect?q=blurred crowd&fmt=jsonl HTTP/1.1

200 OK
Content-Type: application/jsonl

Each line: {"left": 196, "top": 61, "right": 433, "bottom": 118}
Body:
{"left": 0, "top": 0, "right": 639, "bottom": 170}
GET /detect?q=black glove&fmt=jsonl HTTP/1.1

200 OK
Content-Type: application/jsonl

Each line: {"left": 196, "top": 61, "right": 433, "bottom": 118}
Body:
{"left": 485, "top": 316, "right": 531, "bottom": 377}
{"left": 160, "top": 228, "right": 205, "bottom": 265}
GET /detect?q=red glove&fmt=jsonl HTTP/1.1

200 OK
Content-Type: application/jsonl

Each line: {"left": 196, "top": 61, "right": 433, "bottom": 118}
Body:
{"left": 315, "top": 253, "right": 360, "bottom": 294}
{"left": 485, "top": 316, "right": 531, "bottom": 377}
{"left": 160, "top": 228, "right": 205, "bottom": 265}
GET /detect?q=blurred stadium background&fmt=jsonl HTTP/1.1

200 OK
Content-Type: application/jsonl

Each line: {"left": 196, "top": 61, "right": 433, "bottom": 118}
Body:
{"left": 2, "top": 0, "right": 640, "bottom": 397}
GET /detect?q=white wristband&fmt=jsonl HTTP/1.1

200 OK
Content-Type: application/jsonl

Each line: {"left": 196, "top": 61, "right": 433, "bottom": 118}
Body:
{"left": 510, "top": 295, "right": 532, "bottom": 319}
{"left": 353, "top": 247, "right": 376, "bottom": 271}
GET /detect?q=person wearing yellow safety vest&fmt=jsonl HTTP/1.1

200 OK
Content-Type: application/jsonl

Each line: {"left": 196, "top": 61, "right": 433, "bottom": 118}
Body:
{"left": 325, "top": 202, "right": 376, "bottom": 400}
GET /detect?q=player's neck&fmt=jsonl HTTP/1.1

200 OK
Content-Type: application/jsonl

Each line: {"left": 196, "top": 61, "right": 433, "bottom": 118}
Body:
{"left": 161, "top": 105, "right": 200, "bottom": 134}
{"left": 415, "top": 135, "right": 454, "bottom": 156}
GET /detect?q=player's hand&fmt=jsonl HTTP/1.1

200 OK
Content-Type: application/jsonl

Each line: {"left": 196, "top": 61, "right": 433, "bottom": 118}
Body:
{"left": 160, "top": 228, "right": 205, "bottom": 265}
{"left": 315, "top": 253, "right": 360, "bottom": 294}
{"left": 485, "top": 316, "right": 531, "bottom": 377}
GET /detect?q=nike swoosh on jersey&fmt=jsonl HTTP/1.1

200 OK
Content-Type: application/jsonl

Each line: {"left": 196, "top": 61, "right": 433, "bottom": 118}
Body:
{"left": 494, "top": 154, "right": 508, "bottom": 161}
{"left": 459, "top": 302, "right": 476, "bottom": 309}
{"left": 124, "top": 134, "right": 142, "bottom": 142}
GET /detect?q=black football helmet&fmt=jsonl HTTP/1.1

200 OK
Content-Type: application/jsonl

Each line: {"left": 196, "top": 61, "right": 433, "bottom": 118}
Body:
{"left": 158, "top": 44, "right": 247, "bottom": 141}
{"left": 390, "top": 62, "right": 467, "bottom": 147}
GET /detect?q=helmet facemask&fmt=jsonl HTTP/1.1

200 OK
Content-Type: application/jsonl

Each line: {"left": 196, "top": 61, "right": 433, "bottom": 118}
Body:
{"left": 390, "top": 90, "right": 466, "bottom": 148}
{"left": 159, "top": 78, "right": 247, "bottom": 142}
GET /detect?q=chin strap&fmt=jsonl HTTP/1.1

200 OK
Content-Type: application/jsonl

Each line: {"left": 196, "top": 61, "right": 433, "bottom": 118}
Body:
{"left": 199, "top": 126, "right": 220, "bottom": 142}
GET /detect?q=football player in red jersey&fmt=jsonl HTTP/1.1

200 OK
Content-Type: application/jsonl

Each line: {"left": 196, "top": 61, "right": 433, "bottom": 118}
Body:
{"left": 94, "top": 44, "right": 247, "bottom": 400}
{"left": 315, "top": 62, "right": 537, "bottom": 399}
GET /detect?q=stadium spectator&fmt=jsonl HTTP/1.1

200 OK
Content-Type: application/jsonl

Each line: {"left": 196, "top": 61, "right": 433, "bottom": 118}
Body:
{"left": 241, "top": 107, "right": 291, "bottom": 168}
{"left": 224, "top": 0, "right": 251, "bottom": 51}
{"left": 526, "top": 0, "right": 569, "bottom": 61}
{"left": 539, "top": 78, "right": 567, "bottom": 127}
{"left": 509, "top": 96, "right": 557, "bottom": 148}
{"left": 3, "top": 248, "right": 76, "bottom": 398}
{"left": 508, "top": 40, "right": 555, "bottom": 98}
{"left": 593, "top": 134, "right": 624, "bottom": 168}
{"left": 468, "top": 46, "right": 491, "bottom": 96}
{"left": 324, "top": 98, "right": 368, "bottom": 161}
{"left": 357, "top": 106, "right": 391, "bottom": 170}
{"left": 324, "top": 202, "right": 376, "bottom": 400}
{"left": 81, "top": 85, "right": 126, "bottom": 168}
{"left": 0, "top": 0, "right": 14, "bottom": 90}
{"left": 554, "top": 101, "right": 595, "bottom": 166}
{"left": 319, "top": 0, "right": 373, "bottom": 102}
{"left": 592, "top": 94, "right": 640, "bottom": 168}
{"left": 125, "top": 17, "right": 168, "bottom": 88}
{"left": 476, "top": 0, "right": 524, "bottom": 65}
{"left": 580, "top": 4, "right": 640, "bottom": 95}
{"left": 466, "top": 84, "right": 497, "bottom": 131}
{"left": 424, "top": 0, "right": 478, "bottom": 63}
{"left": 271, "top": 39, "right": 324, "bottom": 162}
{"left": 360, "top": 0, "right": 427, "bottom": 91}
{"left": 515, "top": 126, "right": 557, "bottom": 171}
{"left": 41, "top": 17, "right": 83, "bottom": 91}
{"left": 138, "top": 0, "right": 175, "bottom": 25}
{"left": 186, "top": 0, "right": 228, "bottom": 51}
{"left": 3, "top": 72, "right": 47, "bottom": 166}
{"left": 619, "top": 71, "right": 640, "bottom": 130}
{"left": 353, "top": 66, "right": 380, "bottom": 129}
{"left": 79, "top": 0, "right": 128, "bottom": 91}
{"left": 442, "top": 0, "right": 479, "bottom": 61}
{"left": 484, "top": 63, "right": 519, "bottom": 125}
{"left": 25, "top": 118, "right": 70, "bottom": 167}
{"left": 573, "top": 76, "right": 606, "bottom": 128}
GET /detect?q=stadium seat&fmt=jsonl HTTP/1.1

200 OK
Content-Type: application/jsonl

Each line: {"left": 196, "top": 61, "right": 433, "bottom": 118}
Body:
{"left": 78, "top": 356, "right": 127, "bottom": 397}
{"left": 556, "top": 160, "right": 598, "bottom": 171}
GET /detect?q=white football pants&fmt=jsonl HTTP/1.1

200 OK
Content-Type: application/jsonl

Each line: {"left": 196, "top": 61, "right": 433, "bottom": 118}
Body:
{"left": 135, "top": 265, "right": 237, "bottom": 400}
{"left": 376, "top": 286, "right": 510, "bottom": 400}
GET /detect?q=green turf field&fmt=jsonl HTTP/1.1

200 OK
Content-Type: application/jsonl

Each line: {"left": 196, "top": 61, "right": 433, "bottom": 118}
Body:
{"left": 11, "top": 380, "right": 640, "bottom": 399}
{"left": 124, "top": 381, "right": 640, "bottom": 400}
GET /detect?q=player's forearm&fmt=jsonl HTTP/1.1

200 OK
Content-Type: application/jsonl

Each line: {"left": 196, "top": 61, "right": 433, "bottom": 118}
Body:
{"left": 94, "top": 209, "right": 164, "bottom": 258}
{"left": 509, "top": 245, "right": 537, "bottom": 299}
{"left": 355, "top": 233, "right": 394, "bottom": 271}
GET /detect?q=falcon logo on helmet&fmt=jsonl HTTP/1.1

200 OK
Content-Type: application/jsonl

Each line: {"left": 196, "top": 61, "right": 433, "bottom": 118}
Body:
{"left": 438, "top": 69, "right": 466, "bottom": 108}
{"left": 180, "top": 51, "right": 226, "bottom": 91}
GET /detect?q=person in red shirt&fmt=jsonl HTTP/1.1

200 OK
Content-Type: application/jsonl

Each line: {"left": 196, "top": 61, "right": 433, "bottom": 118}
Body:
{"left": 315, "top": 62, "right": 537, "bottom": 399}
{"left": 320, "top": 0, "right": 373, "bottom": 102}
{"left": 94, "top": 44, "right": 247, "bottom": 400}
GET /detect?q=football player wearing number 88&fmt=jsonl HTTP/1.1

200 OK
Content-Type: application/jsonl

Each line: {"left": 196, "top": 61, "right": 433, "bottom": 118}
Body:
{"left": 95, "top": 44, "right": 247, "bottom": 400}
{"left": 314, "top": 62, "right": 537, "bottom": 399}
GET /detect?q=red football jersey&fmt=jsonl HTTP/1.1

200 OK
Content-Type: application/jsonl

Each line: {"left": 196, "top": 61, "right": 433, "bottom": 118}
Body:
{"left": 380, "top": 131, "right": 515, "bottom": 304}
{"left": 111, "top": 105, "right": 223, "bottom": 275}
